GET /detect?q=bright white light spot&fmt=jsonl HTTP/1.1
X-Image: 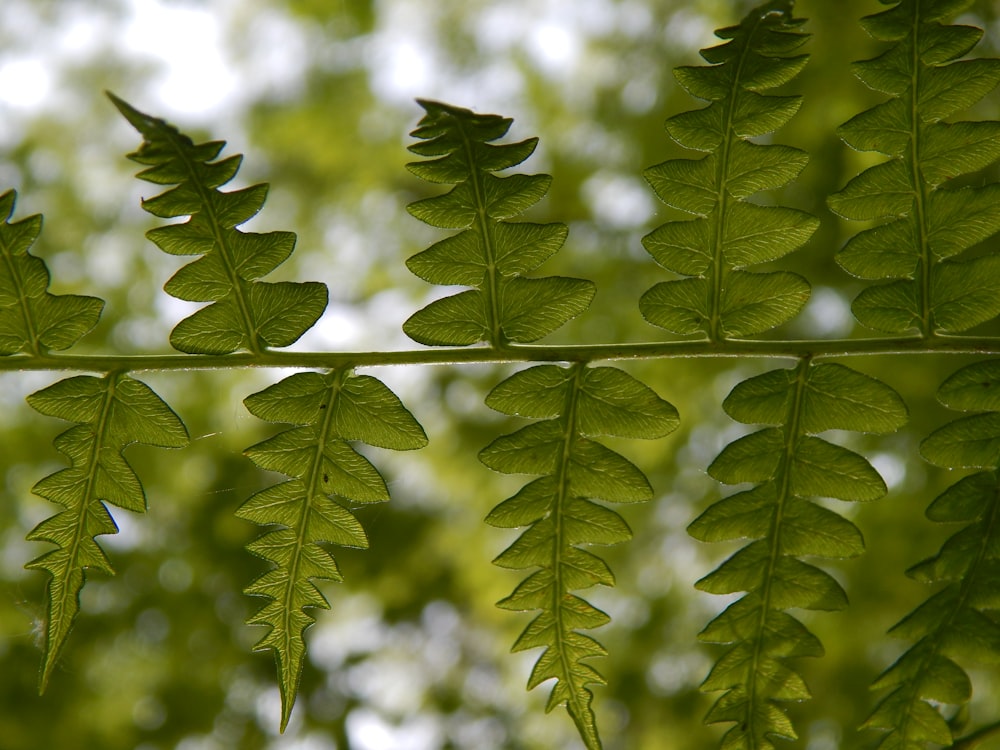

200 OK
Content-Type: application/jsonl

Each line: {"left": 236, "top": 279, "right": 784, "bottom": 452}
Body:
{"left": 802, "top": 286, "right": 854, "bottom": 337}
{"left": 872, "top": 452, "right": 906, "bottom": 490}
{"left": 528, "top": 23, "right": 580, "bottom": 72}
{"left": 347, "top": 709, "right": 441, "bottom": 750}
{"left": 0, "top": 58, "right": 52, "bottom": 109}
{"left": 583, "top": 172, "right": 656, "bottom": 229}
{"left": 124, "top": 0, "right": 237, "bottom": 115}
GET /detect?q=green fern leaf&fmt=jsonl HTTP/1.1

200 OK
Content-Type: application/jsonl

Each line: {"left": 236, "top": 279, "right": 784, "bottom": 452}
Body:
{"left": 865, "top": 358, "right": 1000, "bottom": 748}
{"left": 480, "top": 364, "right": 678, "bottom": 749}
{"left": 239, "top": 369, "right": 427, "bottom": 730}
{"left": 109, "top": 93, "right": 327, "bottom": 354}
{"left": 0, "top": 190, "right": 104, "bottom": 355}
{"left": 828, "top": 1, "right": 1000, "bottom": 335}
{"left": 691, "top": 360, "right": 906, "bottom": 747}
{"left": 24, "top": 374, "right": 189, "bottom": 690}
{"left": 403, "top": 100, "right": 595, "bottom": 346}
{"left": 641, "top": 1, "right": 816, "bottom": 342}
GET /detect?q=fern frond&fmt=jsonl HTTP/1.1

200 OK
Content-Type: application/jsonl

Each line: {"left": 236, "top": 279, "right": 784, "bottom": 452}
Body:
{"left": 0, "top": 190, "right": 103, "bottom": 355}
{"left": 239, "top": 369, "right": 427, "bottom": 730}
{"left": 109, "top": 93, "right": 328, "bottom": 354}
{"left": 480, "top": 363, "right": 679, "bottom": 749}
{"left": 828, "top": 1, "right": 1000, "bottom": 335}
{"left": 640, "top": 0, "right": 816, "bottom": 342}
{"left": 864, "top": 359, "right": 1000, "bottom": 748}
{"left": 24, "top": 373, "right": 189, "bottom": 691}
{"left": 403, "top": 100, "right": 595, "bottom": 346}
{"left": 691, "top": 360, "right": 907, "bottom": 748}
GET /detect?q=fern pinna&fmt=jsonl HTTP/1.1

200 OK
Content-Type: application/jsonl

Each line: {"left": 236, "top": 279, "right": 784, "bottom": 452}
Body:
{"left": 690, "top": 360, "right": 906, "bottom": 747}
{"left": 109, "top": 93, "right": 328, "bottom": 355}
{"left": 864, "top": 359, "right": 1000, "bottom": 748}
{"left": 240, "top": 370, "right": 427, "bottom": 729}
{"left": 828, "top": 0, "right": 1000, "bottom": 334}
{"left": 640, "top": 0, "right": 815, "bottom": 341}
{"left": 405, "top": 102, "right": 679, "bottom": 748}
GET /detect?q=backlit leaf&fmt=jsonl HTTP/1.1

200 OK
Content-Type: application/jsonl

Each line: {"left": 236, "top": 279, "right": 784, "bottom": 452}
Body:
{"left": 240, "top": 368, "right": 426, "bottom": 730}
{"left": 404, "top": 100, "right": 593, "bottom": 347}
{"left": 111, "top": 93, "right": 326, "bottom": 354}
{"left": 481, "top": 362, "right": 677, "bottom": 749}
{"left": 25, "top": 374, "right": 188, "bottom": 691}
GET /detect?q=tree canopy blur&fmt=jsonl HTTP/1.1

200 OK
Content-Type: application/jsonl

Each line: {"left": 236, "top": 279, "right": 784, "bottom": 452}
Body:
{"left": 1, "top": 1, "right": 1000, "bottom": 749}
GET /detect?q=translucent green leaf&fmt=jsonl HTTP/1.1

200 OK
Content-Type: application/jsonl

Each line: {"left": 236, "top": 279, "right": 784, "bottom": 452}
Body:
{"left": 708, "top": 428, "right": 784, "bottom": 485}
{"left": 641, "top": 1, "right": 814, "bottom": 343}
{"left": 695, "top": 355, "right": 897, "bottom": 746}
{"left": 111, "top": 94, "right": 326, "bottom": 354}
{"left": 643, "top": 156, "right": 717, "bottom": 215}
{"left": 404, "top": 100, "right": 592, "bottom": 347}
{"left": 921, "top": 413, "right": 1000, "bottom": 469}
{"left": 869, "top": 354, "right": 1000, "bottom": 748}
{"left": 723, "top": 204, "right": 818, "bottom": 267}
{"left": 935, "top": 359, "right": 1000, "bottom": 412}
{"left": 642, "top": 219, "right": 712, "bottom": 275}
{"left": 25, "top": 374, "right": 188, "bottom": 691}
{"left": 639, "top": 278, "right": 709, "bottom": 335}
{"left": 499, "top": 276, "right": 596, "bottom": 343}
{"left": 402, "top": 290, "right": 487, "bottom": 346}
{"left": 720, "top": 270, "right": 810, "bottom": 336}
{"left": 792, "top": 436, "right": 886, "bottom": 501}
{"left": 481, "top": 363, "right": 677, "bottom": 749}
{"left": 851, "top": 280, "right": 919, "bottom": 333}
{"left": 724, "top": 363, "right": 907, "bottom": 434}
{"left": 827, "top": 160, "right": 912, "bottom": 220}
{"left": 240, "top": 368, "right": 425, "bottom": 730}
{"left": 932, "top": 256, "right": 1000, "bottom": 332}
{"left": 829, "top": 4, "right": 1000, "bottom": 338}
{"left": 836, "top": 219, "right": 915, "bottom": 279}
{"left": 0, "top": 190, "right": 104, "bottom": 355}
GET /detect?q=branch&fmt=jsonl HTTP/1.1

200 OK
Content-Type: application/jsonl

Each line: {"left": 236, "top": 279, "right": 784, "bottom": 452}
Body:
{"left": 6, "top": 336, "right": 1000, "bottom": 373}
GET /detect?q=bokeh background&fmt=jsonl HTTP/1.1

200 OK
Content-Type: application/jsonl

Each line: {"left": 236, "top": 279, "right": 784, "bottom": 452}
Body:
{"left": 1, "top": 1, "right": 999, "bottom": 748}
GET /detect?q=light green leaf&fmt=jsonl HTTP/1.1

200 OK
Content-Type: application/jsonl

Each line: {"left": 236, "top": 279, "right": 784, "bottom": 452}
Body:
{"left": 936, "top": 359, "right": 1000, "bottom": 412}
{"left": 0, "top": 190, "right": 104, "bottom": 355}
{"left": 851, "top": 280, "right": 918, "bottom": 333}
{"left": 932, "top": 256, "right": 1000, "bottom": 332}
{"left": 481, "top": 362, "right": 676, "bottom": 749}
{"left": 111, "top": 94, "right": 327, "bottom": 354}
{"left": 720, "top": 270, "right": 810, "bottom": 336}
{"left": 25, "top": 374, "right": 188, "bottom": 691}
{"left": 240, "top": 368, "right": 425, "bottom": 730}
{"left": 499, "top": 276, "right": 596, "bottom": 343}
{"left": 723, "top": 204, "right": 818, "bottom": 267}
{"left": 402, "top": 290, "right": 488, "bottom": 346}
{"left": 827, "top": 160, "right": 912, "bottom": 220}
{"left": 404, "top": 100, "right": 592, "bottom": 347}
{"left": 639, "top": 278, "right": 710, "bottom": 335}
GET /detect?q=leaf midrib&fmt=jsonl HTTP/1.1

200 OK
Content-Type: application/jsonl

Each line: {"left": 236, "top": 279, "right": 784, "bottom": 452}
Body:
{"left": 42, "top": 373, "right": 117, "bottom": 689}
{"left": 162, "top": 125, "right": 262, "bottom": 354}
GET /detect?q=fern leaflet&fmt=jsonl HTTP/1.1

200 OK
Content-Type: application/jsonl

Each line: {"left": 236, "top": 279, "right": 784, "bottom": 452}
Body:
{"left": 691, "top": 360, "right": 906, "bottom": 748}
{"left": 640, "top": 0, "right": 816, "bottom": 341}
{"left": 828, "top": 0, "right": 1000, "bottom": 334}
{"left": 403, "top": 99, "right": 595, "bottom": 346}
{"left": 110, "top": 93, "right": 328, "bottom": 354}
{"left": 864, "top": 359, "right": 1000, "bottom": 748}
{"left": 0, "top": 189, "right": 103, "bottom": 355}
{"left": 239, "top": 369, "right": 427, "bottom": 730}
{"left": 480, "top": 363, "right": 679, "bottom": 749}
{"left": 25, "top": 373, "right": 189, "bottom": 690}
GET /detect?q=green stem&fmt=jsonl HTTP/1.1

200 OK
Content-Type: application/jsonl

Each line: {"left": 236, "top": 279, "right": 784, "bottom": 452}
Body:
{"left": 7, "top": 335, "right": 1000, "bottom": 373}
{"left": 952, "top": 721, "right": 1000, "bottom": 749}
